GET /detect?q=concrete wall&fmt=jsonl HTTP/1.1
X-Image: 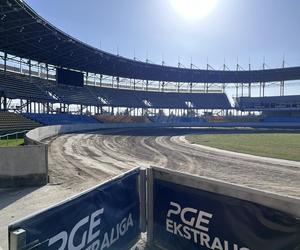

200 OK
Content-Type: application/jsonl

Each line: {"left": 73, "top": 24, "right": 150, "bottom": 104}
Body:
{"left": 0, "top": 145, "right": 47, "bottom": 187}
{"left": 25, "top": 123, "right": 168, "bottom": 144}
{"left": 25, "top": 122, "right": 300, "bottom": 144}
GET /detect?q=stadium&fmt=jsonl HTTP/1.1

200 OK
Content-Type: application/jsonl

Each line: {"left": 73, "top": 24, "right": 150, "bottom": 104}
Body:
{"left": 0, "top": 0, "right": 299, "bottom": 250}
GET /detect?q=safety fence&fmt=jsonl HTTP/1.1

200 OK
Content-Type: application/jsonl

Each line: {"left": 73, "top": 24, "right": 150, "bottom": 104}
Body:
{"left": 147, "top": 167, "right": 300, "bottom": 250}
{"left": 0, "top": 130, "right": 28, "bottom": 146}
{"left": 9, "top": 168, "right": 146, "bottom": 250}
{"left": 9, "top": 167, "right": 300, "bottom": 250}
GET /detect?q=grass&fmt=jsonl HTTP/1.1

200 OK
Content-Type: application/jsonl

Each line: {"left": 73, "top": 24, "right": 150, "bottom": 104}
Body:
{"left": 187, "top": 133, "right": 300, "bottom": 162}
{"left": 0, "top": 138, "right": 24, "bottom": 147}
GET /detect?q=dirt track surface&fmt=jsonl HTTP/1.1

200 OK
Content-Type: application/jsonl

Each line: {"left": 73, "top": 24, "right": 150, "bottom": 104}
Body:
{"left": 48, "top": 128, "right": 300, "bottom": 197}
{"left": 1, "top": 128, "right": 300, "bottom": 249}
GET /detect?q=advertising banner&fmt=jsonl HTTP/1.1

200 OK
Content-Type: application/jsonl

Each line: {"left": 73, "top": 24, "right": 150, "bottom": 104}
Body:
{"left": 9, "top": 169, "right": 141, "bottom": 250}
{"left": 151, "top": 169, "right": 300, "bottom": 250}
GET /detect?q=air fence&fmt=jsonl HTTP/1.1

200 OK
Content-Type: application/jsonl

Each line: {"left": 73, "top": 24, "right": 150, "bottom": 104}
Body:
{"left": 9, "top": 167, "right": 300, "bottom": 250}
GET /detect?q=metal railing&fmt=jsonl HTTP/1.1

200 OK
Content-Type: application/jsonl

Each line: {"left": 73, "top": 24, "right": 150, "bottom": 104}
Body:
{"left": 0, "top": 130, "right": 29, "bottom": 146}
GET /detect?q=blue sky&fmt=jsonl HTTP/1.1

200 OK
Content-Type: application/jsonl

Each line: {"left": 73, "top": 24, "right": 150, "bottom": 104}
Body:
{"left": 25, "top": 0, "right": 300, "bottom": 71}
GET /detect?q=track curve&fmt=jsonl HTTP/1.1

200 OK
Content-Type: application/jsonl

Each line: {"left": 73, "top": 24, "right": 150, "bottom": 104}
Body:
{"left": 48, "top": 128, "right": 300, "bottom": 197}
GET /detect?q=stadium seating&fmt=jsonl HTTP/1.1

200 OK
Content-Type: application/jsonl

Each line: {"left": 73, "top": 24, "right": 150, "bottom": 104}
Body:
{"left": 94, "top": 115, "right": 152, "bottom": 123}
{"left": 236, "top": 96, "right": 300, "bottom": 111}
{"left": 0, "top": 70, "right": 233, "bottom": 110}
{"left": 135, "top": 91, "right": 187, "bottom": 109}
{"left": 0, "top": 71, "right": 53, "bottom": 102}
{"left": 43, "top": 81, "right": 100, "bottom": 106}
{"left": 91, "top": 86, "right": 232, "bottom": 109}
{"left": 0, "top": 112, "right": 41, "bottom": 134}
{"left": 150, "top": 116, "right": 206, "bottom": 124}
{"left": 206, "top": 115, "right": 262, "bottom": 123}
{"left": 263, "top": 116, "right": 300, "bottom": 123}
{"left": 180, "top": 93, "right": 232, "bottom": 109}
{"left": 23, "top": 113, "right": 100, "bottom": 125}
{"left": 90, "top": 86, "right": 144, "bottom": 107}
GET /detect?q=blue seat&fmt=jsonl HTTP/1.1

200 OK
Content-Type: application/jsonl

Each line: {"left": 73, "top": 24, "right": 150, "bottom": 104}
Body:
{"left": 23, "top": 113, "right": 100, "bottom": 125}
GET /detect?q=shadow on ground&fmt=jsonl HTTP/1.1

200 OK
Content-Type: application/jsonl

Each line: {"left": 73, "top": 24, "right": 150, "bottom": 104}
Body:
{"left": 0, "top": 187, "right": 40, "bottom": 210}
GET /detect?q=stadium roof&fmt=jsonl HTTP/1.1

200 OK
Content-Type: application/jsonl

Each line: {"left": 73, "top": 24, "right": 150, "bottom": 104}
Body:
{"left": 1, "top": 0, "right": 300, "bottom": 83}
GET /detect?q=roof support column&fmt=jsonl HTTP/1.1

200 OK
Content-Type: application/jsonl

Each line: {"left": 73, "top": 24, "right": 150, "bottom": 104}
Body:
{"left": 20, "top": 57, "right": 23, "bottom": 74}
{"left": 280, "top": 81, "right": 285, "bottom": 96}
{"left": 248, "top": 83, "right": 251, "bottom": 97}
{"left": 248, "top": 62, "right": 251, "bottom": 97}
{"left": 4, "top": 52, "right": 7, "bottom": 75}
{"left": 259, "top": 82, "right": 262, "bottom": 97}
{"left": 46, "top": 64, "right": 49, "bottom": 80}
{"left": 262, "top": 60, "right": 266, "bottom": 97}
{"left": 3, "top": 97, "right": 7, "bottom": 111}
{"left": 19, "top": 99, "right": 23, "bottom": 113}
{"left": 222, "top": 84, "right": 225, "bottom": 94}
{"left": 280, "top": 60, "right": 285, "bottom": 96}
{"left": 241, "top": 83, "right": 244, "bottom": 97}
{"left": 28, "top": 60, "right": 31, "bottom": 76}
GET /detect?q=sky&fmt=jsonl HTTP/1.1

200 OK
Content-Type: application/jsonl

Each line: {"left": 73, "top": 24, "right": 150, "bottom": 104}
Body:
{"left": 24, "top": 0, "right": 300, "bottom": 71}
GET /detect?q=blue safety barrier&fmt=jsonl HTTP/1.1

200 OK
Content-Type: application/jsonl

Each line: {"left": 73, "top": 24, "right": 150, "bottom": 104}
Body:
{"left": 9, "top": 169, "right": 143, "bottom": 250}
{"left": 147, "top": 167, "right": 300, "bottom": 250}
{"left": 9, "top": 166, "right": 300, "bottom": 250}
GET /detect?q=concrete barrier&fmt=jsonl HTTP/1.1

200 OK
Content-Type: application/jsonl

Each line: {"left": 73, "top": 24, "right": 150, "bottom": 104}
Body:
{"left": 25, "top": 123, "right": 168, "bottom": 144}
{"left": 25, "top": 121, "right": 300, "bottom": 144}
{"left": 0, "top": 145, "right": 48, "bottom": 187}
{"left": 8, "top": 168, "right": 143, "bottom": 250}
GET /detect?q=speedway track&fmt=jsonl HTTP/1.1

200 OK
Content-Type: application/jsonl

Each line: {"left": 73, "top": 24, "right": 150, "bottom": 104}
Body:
{"left": 48, "top": 128, "right": 300, "bottom": 197}
{"left": 1, "top": 128, "right": 300, "bottom": 249}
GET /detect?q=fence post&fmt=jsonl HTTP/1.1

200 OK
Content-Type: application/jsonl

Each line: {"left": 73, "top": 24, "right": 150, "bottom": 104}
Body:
{"left": 9, "top": 228, "right": 26, "bottom": 250}
{"left": 139, "top": 168, "right": 146, "bottom": 232}
{"left": 146, "top": 167, "right": 154, "bottom": 245}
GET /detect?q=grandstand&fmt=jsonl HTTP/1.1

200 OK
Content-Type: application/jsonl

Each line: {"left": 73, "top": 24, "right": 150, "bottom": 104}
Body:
{"left": 236, "top": 96, "right": 300, "bottom": 123}
{"left": 0, "top": 0, "right": 300, "bottom": 128}
{"left": 0, "top": 70, "right": 232, "bottom": 113}
{"left": 236, "top": 95, "right": 300, "bottom": 111}
{"left": 0, "top": 112, "right": 40, "bottom": 134}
